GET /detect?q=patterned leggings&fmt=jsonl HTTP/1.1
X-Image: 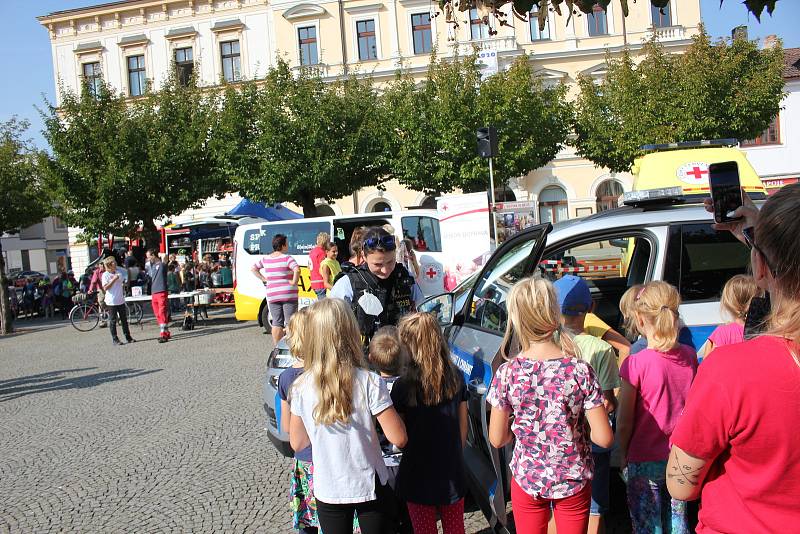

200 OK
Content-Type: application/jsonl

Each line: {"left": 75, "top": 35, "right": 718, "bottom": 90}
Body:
{"left": 406, "top": 499, "right": 465, "bottom": 534}
{"left": 626, "top": 461, "right": 689, "bottom": 534}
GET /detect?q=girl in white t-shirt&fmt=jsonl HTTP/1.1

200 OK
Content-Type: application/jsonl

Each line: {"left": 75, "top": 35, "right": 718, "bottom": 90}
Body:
{"left": 289, "top": 298, "right": 407, "bottom": 534}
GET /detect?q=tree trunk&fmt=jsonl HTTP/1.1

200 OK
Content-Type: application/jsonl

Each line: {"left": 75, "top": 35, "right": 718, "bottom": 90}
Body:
{"left": 141, "top": 218, "right": 162, "bottom": 252}
{"left": 299, "top": 192, "right": 318, "bottom": 218}
{"left": 0, "top": 240, "right": 14, "bottom": 335}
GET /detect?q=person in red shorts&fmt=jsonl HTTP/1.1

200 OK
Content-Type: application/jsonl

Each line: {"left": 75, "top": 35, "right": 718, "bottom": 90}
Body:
{"left": 146, "top": 249, "right": 171, "bottom": 343}
{"left": 667, "top": 185, "right": 800, "bottom": 533}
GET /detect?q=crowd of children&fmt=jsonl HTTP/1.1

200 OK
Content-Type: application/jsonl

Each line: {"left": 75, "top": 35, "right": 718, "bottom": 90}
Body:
{"left": 276, "top": 264, "right": 762, "bottom": 533}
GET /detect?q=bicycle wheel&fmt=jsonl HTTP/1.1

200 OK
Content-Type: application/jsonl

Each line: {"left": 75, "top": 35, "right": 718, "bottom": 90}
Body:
{"left": 70, "top": 303, "right": 100, "bottom": 332}
{"left": 127, "top": 302, "right": 144, "bottom": 325}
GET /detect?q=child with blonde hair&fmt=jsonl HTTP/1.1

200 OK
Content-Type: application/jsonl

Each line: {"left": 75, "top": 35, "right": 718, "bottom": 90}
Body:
{"left": 701, "top": 274, "right": 759, "bottom": 356}
{"left": 616, "top": 281, "right": 697, "bottom": 534}
{"left": 289, "top": 298, "right": 407, "bottom": 534}
{"left": 277, "top": 307, "right": 319, "bottom": 533}
{"left": 486, "top": 276, "right": 613, "bottom": 534}
{"left": 393, "top": 312, "right": 467, "bottom": 534}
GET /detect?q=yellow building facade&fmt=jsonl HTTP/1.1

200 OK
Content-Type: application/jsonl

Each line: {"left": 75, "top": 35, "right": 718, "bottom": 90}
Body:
{"left": 39, "top": 0, "right": 702, "bottom": 221}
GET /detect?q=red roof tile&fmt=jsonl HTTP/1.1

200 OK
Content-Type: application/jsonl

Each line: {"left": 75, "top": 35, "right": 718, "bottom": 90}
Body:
{"left": 784, "top": 48, "right": 800, "bottom": 80}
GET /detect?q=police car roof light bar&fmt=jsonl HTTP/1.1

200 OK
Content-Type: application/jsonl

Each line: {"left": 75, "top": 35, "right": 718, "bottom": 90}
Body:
{"left": 622, "top": 186, "right": 684, "bottom": 207}
{"left": 639, "top": 139, "right": 739, "bottom": 152}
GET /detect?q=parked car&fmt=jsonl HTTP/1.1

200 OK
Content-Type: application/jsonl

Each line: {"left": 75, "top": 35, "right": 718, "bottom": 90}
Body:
{"left": 417, "top": 189, "right": 761, "bottom": 532}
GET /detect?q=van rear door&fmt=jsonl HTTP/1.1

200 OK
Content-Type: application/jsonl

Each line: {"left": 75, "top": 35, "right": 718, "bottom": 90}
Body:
{"left": 446, "top": 223, "right": 552, "bottom": 532}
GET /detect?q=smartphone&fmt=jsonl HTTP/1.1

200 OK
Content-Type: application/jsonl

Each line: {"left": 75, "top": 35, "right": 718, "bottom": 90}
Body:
{"left": 744, "top": 293, "right": 771, "bottom": 339}
{"left": 708, "top": 161, "right": 743, "bottom": 223}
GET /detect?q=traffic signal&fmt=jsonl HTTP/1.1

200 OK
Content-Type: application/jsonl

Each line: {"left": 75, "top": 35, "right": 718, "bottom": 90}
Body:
{"left": 476, "top": 126, "right": 498, "bottom": 158}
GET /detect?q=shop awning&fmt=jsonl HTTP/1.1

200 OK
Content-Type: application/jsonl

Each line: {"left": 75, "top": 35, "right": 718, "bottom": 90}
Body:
{"left": 225, "top": 199, "right": 303, "bottom": 221}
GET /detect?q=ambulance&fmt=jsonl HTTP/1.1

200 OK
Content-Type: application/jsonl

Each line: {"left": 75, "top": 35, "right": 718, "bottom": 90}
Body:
{"left": 413, "top": 140, "right": 766, "bottom": 532}
{"left": 233, "top": 210, "right": 446, "bottom": 327}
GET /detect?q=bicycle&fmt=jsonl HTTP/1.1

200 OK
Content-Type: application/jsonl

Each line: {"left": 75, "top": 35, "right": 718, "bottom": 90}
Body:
{"left": 69, "top": 294, "right": 143, "bottom": 332}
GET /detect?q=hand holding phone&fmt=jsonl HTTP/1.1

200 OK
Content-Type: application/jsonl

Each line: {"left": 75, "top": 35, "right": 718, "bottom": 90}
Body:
{"left": 709, "top": 161, "right": 743, "bottom": 224}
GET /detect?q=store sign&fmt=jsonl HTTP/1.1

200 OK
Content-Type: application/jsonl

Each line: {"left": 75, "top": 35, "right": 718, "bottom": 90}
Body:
{"left": 476, "top": 50, "right": 498, "bottom": 80}
{"left": 495, "top": 201, "right": 537, "bottom": 245}
{"left": 762, "top": 177, "right": 798, "bottom": 192}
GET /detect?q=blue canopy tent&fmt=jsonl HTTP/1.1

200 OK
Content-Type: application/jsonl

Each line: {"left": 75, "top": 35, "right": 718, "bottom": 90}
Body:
{"left": 225, "top": 199, "right": 303, "bottom": 221}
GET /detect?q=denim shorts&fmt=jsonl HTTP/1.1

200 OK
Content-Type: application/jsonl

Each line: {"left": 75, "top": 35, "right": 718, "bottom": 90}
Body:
{"left": 590, "top": 451, "right": 611, "bottom": 516}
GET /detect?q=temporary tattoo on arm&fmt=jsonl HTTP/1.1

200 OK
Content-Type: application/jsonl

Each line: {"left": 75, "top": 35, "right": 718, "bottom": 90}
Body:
{"left": 667, "top": 449, "right": 702, "bottom": 486}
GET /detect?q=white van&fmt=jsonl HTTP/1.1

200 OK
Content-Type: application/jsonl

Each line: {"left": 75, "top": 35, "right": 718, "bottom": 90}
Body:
{"left": 232, "top": 210, "right": 445, "bottom": 325}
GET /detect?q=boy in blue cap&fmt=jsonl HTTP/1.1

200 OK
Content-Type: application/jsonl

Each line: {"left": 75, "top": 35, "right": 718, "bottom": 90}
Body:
{"left": 553, "top": 274, "right": 620, "bottom": 534}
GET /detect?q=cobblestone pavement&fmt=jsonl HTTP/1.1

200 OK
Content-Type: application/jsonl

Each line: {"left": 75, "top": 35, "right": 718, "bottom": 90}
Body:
{"left": 0, "top": 313, "right": 492, "bottom": 533}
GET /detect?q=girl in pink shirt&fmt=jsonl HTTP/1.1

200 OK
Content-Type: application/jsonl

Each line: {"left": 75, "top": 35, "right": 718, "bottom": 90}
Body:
{"left": 617, "top": 281, "right": 697, "bottom": 534}
{"left": 702, "top": 274, "right": 759, "bottom": 357}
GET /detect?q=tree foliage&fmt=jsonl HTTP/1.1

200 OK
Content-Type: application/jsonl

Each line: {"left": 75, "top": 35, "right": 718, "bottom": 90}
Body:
{"left": 227, "top": 60, "right": 390, "bottom": 217}
{"left": 0, "top": 118, "right": 50, "bottom": 334}
{"left": 572, "top": 32, "right": 785, "bottom": 173}
{"left": 41, "top": 75, "right": 228, "bottom": 247}
{"left": 384, "top": 53, "right": 572, "bottom": 194}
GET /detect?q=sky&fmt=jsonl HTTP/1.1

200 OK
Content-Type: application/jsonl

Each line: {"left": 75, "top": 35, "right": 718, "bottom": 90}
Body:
{"left": 1, "top": 0, "right": 798, "bottom": 150}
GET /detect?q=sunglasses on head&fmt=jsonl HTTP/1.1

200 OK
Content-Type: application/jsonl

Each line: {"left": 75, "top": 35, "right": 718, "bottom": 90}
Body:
{"left": 742, "top": 227, "right": 779, "bottom": 276}
{"left": 363, "top": 235, "right": 396, "bottom": 251}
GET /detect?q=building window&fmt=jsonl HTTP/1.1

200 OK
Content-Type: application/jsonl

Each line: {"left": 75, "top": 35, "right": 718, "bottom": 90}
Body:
{"left": 220, "top": 40, "right": 241, "bottom": 82}
{"left": 595, "top": 179, "right": 625, "bottom": 212}
{"left": 587, "top": 5, "right": 608, "bottom": 36}
{"left": 371, "top": 201, "right": 392, "bottom": 213}
{"left": 411, "top": 13, "right": 432, "bottom": 55}
{"left": 470, "top": 9, "right": 488, "bottom": 40}
{"left": 529, "top": 11, "right": 551, "bottom": 41}
{"left": 298, "top": 26, "right": 319, "bottom": 66}
{"left": 742, "top": 115, "right": 781, "bottom": 146}
{"left": 174, "top": 47, "right": 194, "bottom": 86}
{"left": 538, "top": 186, "right": 568, "bottom": 223}
{"left": 651, "top": 1, "right": 672, "bottom": 27}
{"left": 357, "top": 19, "right": 378, "bottom": 60}
{"left": 82, "top": 62, "right": 102, "bottom": 96}
{"left": 53, "top": 217, "right": 67, "bottom": 231}
{"left": 127, "top": 55, "right": 147, "bottom": 96}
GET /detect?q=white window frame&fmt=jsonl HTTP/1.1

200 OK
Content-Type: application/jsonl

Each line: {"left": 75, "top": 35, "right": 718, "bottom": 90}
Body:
{"left": 211, "top": 25, "right": 248, "bottom": 82}
{"left": 408, "top": 11, "right": 435, "bottom": 56}
{"left": 352, "top": 16, "right": 382, "bottom": 61}
{"left": 293, "top": 20, "right": 322, "bottom": 66}
{"left": 528, "top": 8, "right": 555, "bottom": 42}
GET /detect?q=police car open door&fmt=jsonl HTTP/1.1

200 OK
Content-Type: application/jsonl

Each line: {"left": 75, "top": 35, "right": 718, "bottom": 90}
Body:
{"left": 447, "top": 222, "right": 552, "bottom": 533}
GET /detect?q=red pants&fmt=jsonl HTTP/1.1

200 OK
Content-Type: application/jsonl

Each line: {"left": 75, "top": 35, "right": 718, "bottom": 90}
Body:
{"left": 151, "top": 291, "right": 169, "bottom": 327}
{"left": 406, "top": 498, "right": 465, "bottom": 534}
{"left": 511, "top": 478, "right": 591, "bottom": 534}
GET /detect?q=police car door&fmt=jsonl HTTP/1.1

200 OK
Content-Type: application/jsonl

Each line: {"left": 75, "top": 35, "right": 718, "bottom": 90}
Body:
{"left": 447, "top": 223, "right": 551, "bottom": 533}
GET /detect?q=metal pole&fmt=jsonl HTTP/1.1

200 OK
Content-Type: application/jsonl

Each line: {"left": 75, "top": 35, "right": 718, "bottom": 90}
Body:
{"left": 488, "top": 156, "right": 497, "bottom": 249}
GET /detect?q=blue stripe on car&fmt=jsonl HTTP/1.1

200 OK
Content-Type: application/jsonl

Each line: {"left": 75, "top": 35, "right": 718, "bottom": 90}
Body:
{"left": 274, "top": 391, "right": 282, "bottom": 430}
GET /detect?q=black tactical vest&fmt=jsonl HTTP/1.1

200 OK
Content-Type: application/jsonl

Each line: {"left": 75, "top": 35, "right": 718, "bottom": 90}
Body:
{"left": 345, "top": 263, "right": 416, "bottom": 345}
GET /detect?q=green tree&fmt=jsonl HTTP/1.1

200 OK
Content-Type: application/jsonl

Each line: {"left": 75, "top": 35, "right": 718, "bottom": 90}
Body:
{"left": 229, "top": 61, "right": 389, "bottom": 217}
{"left": 385, "top": 54, "right": 572, "bottom": 194}
{"left": 41, "top": 75, "right": 228, "bottom": 248}
{"left": 0, "top": 118, "right": 50, "bottom": 334}
{"left": 572, "top": 32, "right": 785, "bottom": 173}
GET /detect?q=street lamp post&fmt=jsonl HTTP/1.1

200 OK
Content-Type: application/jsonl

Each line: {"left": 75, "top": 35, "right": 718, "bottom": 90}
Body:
{"left": 477, "top": 126, "right": 498, "bottom": 248}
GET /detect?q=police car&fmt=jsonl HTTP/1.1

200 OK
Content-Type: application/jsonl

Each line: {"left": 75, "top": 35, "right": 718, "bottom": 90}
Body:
{"left": 417, "top": 140, "right": 766, "bottom": 532}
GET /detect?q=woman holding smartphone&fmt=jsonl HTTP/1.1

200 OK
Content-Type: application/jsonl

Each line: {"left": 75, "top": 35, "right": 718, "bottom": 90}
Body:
{"left": 667, "top": 185, "right": 800, "bottom": 532}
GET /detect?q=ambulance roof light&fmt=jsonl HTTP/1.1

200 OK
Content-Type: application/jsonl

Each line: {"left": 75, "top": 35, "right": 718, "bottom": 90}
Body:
{"left": 639, "top": 139, "right": 738, "bottom": 152}
{"left": 622, "top": 186, "right": 684, "bottom": 206}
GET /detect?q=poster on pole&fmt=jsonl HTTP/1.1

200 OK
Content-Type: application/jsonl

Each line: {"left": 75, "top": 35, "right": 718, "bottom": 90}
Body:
{"left": 476, "top": 50, "right": 499, "bottom": 80}
{"left": 494, "top": 200, "right": 537, "bottom": 246}
{"left": 437, "top": 192, "right": 491, "bottom": 291}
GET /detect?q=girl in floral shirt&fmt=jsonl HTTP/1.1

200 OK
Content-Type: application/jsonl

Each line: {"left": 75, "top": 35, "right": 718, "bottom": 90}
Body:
{"left": 487, "top": 276, "right": 613, "bottom": 534}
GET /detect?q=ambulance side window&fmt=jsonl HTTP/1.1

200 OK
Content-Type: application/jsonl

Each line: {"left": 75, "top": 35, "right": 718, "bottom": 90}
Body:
{"left": 401, "top": 216, "right": 442, "bottom": 252}
{"left": 664, "top": 223, "right": 751, "bottom": 302}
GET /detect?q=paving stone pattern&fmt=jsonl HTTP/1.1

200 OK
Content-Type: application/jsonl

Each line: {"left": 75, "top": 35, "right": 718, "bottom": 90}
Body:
{"left": 0, "top": 314, "right": 491, "bottom": 533}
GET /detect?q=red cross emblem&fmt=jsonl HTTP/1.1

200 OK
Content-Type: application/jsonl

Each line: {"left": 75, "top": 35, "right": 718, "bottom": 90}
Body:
{"left": 426, "top": 267, "right": 437, "bottom": 279}
{"left": 423, "top": 264, "right": 440, "bottom": 280}
{"left": 677, "top": 162, "right": 710, "bottom": 185}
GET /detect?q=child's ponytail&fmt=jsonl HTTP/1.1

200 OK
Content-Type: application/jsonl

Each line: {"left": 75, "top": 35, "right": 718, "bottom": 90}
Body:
{"left": 634, "top": 281, "right": 681, "bottom": 352}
